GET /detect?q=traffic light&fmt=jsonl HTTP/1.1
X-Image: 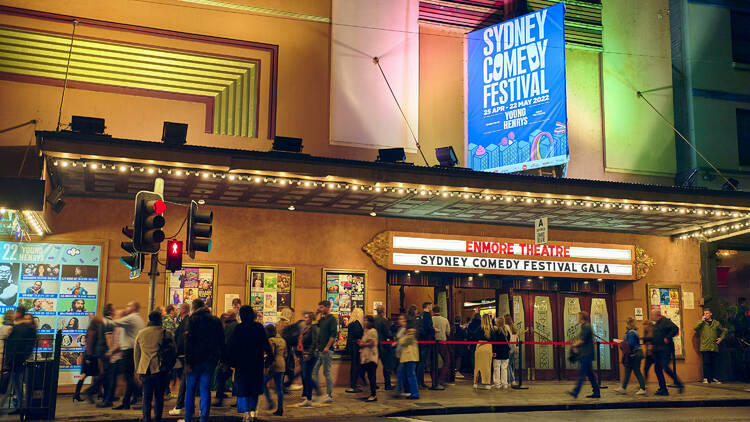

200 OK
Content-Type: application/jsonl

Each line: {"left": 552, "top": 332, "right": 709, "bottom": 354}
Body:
{"left": 133, "top": 191, "right": 166, "bottom": 253}
{"left": 166, "top": 239, "right": 183, "bottom": 272}
{"left": 186, "top": 200, "right": 212, "bottom": 259}
{"left": 120, "top": 225, "right": 144, "bottom": 278}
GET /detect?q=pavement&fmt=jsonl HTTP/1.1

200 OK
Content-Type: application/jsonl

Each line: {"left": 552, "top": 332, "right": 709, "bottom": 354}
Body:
{"left": 2, "top": 379, "right": 749, "bottom": 421}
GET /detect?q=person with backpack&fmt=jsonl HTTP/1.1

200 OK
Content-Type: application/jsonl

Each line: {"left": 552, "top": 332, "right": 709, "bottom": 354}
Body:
{"left": 416, "top": 302, "right": 435, "bottom": 389}
{"left": 135, "top": 310, "right": 176, "bottom": 422}
{"left": 650, "top": 309, "right": 684, "bottom": 396}
{"left": 614, "top": 317, "right": 646, "bottom": 395}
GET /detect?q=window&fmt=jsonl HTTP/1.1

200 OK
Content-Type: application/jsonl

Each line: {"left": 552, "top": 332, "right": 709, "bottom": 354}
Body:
{"left": 738, "top": 109, "right": 750, "bottom": 166}
{"left": 731, "top": 11, "right": 750, "bottom": 63}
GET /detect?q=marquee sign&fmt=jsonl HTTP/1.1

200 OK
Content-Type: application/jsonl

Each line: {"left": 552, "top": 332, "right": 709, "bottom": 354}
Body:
{"left": 363, "top": 232, "right": 648, "bottom": 280}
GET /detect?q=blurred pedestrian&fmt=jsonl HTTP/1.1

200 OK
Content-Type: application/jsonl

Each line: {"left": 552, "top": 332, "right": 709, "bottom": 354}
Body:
{"left": 280, "top": 307, "right": 303, "bottom": 391}
{"left": 473, "top": 313, "right": 493, "bottom": 390}
{"left": 568, "top": 311, "right": 600, "bottom": 399}
{"left": 103, "top": 301, "right": 145, "bottom": 410}
{"left": 2, "top": 306, "right": 35, "bottom": 410}
{"left": 345, "top": 307, "right": 365, "bottom": 393}
{"left": 263, "top": 324, "right": 286, "bottom": 416}
{"left": 374, "top": 306, "right": 394, "bottom": 390}
{"left": 614, "top": 317, "right": 646, "bottom": 395}
{"left": 432, "top": 306, "right": 450, "bottom": 387}
{"left": 135, "top": 310, "right": 176, "bottom": 422}
{"left": 397, "top": 315, "right": 419, "bottom": 399}
{"left": 74, "top": 316, "right": 101, "bottom": 402}
{"left": 416, "top": 302, "right": 434, "bottom": 389}
{"left": 694, "top": 308, "right": 726, "bottom": 384}
{"left": 651, "top": 309, "right": 683, "bottom": 396}
{"left": 298, "top": 311, "right": 318, "bottom": 407}
{"left": 214, "top": 309, "right": 238, "bottom": 406}
{"left": 169, "top": 302, "right": 191, "bottom": 416}
{"left": 360, "top": 315, "right": 379, "bottom": 402}
{"left": 503, "top": 314, "right": 518, "bottom": 386}
{"left": 228, "top": 306, "right": 271, "bottom": 422}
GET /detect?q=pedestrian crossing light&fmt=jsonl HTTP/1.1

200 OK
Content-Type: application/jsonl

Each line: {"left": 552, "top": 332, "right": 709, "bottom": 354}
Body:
{"left": 166, "top": 239, "right": 183, "bottom": 272}
{"left": 186, "top": 200, "right": 212, "bottom": 259}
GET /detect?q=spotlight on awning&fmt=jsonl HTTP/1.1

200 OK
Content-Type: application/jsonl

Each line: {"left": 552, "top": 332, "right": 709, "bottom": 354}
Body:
{"left": 273, "top": 136, "right": 303, "bottom": 153}
{"left": 162, "top": 122, "right": 188, "bottom": 145}
{"left": 377, "top": 148, "right": 406, "bottom": 163}
{"left": 71, "top": 116, "right": 105, "bottom": 135}
{"left": 435, "top": 146, "right": 459, "bottom": 167}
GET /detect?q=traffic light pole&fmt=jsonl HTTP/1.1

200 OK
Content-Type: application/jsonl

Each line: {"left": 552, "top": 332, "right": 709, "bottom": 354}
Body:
{"left": 147, "top": 253, "right": 159, "bottom": 312}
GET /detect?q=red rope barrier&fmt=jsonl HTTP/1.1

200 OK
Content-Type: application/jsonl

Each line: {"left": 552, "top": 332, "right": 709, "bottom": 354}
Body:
{"left": 379, "top": 340, "right": 618, "bottom": 346}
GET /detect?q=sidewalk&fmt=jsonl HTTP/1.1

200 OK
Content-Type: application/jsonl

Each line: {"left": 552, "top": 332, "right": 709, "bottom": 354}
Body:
{"left": 4, "top": 379, "right": 749, "bottom": 421}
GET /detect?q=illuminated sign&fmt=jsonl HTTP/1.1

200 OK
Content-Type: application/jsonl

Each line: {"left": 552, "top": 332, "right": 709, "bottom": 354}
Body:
{"left": 466, "top": 3, "right": 569, "bottom": 173}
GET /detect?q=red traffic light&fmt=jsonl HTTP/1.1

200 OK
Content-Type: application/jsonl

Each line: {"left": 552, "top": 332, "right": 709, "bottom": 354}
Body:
{"left": 151, "top": 199, "right": 166, "bottom": 214}
{"left": 166, "top": 239, "right": 183, "bottom": 272}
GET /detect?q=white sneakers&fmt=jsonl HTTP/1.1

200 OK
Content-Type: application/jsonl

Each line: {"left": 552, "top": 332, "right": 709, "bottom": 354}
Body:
{"left": 168, "top": 408, "right": 182, "bottom": 416}
{"left": 288, "top": 384, "right": 303, "bottom": 391}
{"left": 635, "top": 389, "right": 647, "bottom": 395}
{"left": 712, "top": 379, "right": 722, "bottom": 384}
{"left": 300, "top": 399, "right": 312, "bottom": 407}
{"left": 321, "top": 395, "right": 333, "bottom": 403}
{"left": 703, "top": 378, "right": 709, "bottom": 384}
{"left": 614, "top": 387, "right": 626, "bottom": 394}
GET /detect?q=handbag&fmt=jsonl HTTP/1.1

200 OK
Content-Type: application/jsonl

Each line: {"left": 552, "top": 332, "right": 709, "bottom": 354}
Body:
{"left": 568, "top": 348, "right": 580, "bottom": 364}
{"left": 158, "top": 330, "right": 177, "bottom": 372}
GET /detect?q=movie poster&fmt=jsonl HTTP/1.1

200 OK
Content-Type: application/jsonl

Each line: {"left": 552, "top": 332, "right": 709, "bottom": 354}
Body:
{"left": 0, "top": 241, "right": 101, "bottom": 385}
{"left": 647, "top": 286, "right": 684, "bottom": 358}
{"left": 323, "top": 271, "right": 366, "bottom": 352}
{"left": 466, "top": 3, "right": 569, "bottom": 173}
{"left": 167, "top": 265, "right": 216, "bottom": 312}
{"left": 246, "top": 268, "right": 293, "bottom": 325}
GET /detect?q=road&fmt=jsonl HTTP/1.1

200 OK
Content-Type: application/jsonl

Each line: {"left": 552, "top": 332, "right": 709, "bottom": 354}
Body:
{"left": 351, "top": 407, "right": 750, "bottom": 422}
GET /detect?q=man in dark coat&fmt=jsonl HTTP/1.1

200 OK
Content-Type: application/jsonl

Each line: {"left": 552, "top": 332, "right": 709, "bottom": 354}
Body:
{"left": 169, "top": 302, "right": 190, "bottom": 416}
{"left": 345, "top": 316, "right": 364, "bottom": 393}
{"left": 5, "top": 306, "right": 36, "bottom": 409}
{"left": 651, "top": 309, "right": 684, "bottom": 395}
{"left": 214, "top": 310, "right": 238, "bottom": 406}
{"left": 227, "top": 306, "right": 272, "bottom": 421}
{"left": 416, "top": 302, "right": 435, "bottom": 388}
{"left": 374, "top": 306, "right": 394, "bottom": 390}
{"left": 182, "top": 299, "right": 224, "bottom": 422}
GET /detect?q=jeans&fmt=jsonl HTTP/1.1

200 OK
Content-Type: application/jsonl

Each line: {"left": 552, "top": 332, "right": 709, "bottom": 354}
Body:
{"left": 572, "top": 355, "right": 599, "bottom": 397}
{"left": 120, "top": 350, "right": 138, "bottom": 406}
{"left": 398, "top": 361, "right": 419, "bottom": 398}
{"left": 508, "top": 347, "right": 517, "bottom": 384}
{"left": 141, "top": 371, "right": 168, "bottom": 422}
{"left": 263, "top": 371, "right": 283, "bottom": 410}
{"left": 184, "top": 362, "right": 215, "bottom": 422}
{"left": 363, "top": 361, "right": 377, "bottom": 396}
{"left": 283, "top": 348, "right": 298, "bottom": 387}
{"left": 654, "top": 350, "right": 682, "bottom": 392}
{"left": 312, "top": 350, "right": 333, "bottom": 396}
{"left": 643, "top": 352, "right": 654, "bottom": 383}
{"left": 622, "top": 354, "right": 645, "bottom": 390}
{"left": 702, "top": 351, "right": 718, "bottom": 381}
{"left": 236, "top": 395, "right": 258, "bottom": 413}
{"left": 492, "top": 359, "right": 509, "bottom": 388}
{"left": 379, "top": 346, "right": 394, "bottom": 388}
{"left": 417, "top": 345, "right": 430, "bottom": 387}
{"left": 175, "top": 362, "right": 186, "bottom": 409}
{"left": 437, "top": 343, "right": 451, "bottom": 383}
{"left": 301, "top": 356, "right": 317, "bottom": 400}
{"left": 214, "top": 365, "right": 232, "bottom": 400}
{"left": 349, "top": 344, "right": 363, "bottom": 388}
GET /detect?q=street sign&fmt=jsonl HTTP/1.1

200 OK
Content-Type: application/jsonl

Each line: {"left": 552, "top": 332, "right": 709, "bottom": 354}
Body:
{"left": 535, "top": 217, "right": 548, "bottom": 245}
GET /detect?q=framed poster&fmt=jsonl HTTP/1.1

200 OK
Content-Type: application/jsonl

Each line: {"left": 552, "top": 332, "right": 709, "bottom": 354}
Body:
{"left": 0, "top": 240, "right": 104, "bottom": 385}
{"left": 246, "top": 266, "right": 294, "bottom": 324}
{"left": 166, "top": 264, "right": 218, "bottom": 314}
{"left": 322, "top": 268, "right": 366, "bottom": 352}
{"left": 647, "top": 284, "right": 685, "bottom": 359}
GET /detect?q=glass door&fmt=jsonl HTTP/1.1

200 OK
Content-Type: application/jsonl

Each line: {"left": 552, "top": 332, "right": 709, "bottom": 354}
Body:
{"left": 516, "top": 291, "right": 560, "bottom": 381}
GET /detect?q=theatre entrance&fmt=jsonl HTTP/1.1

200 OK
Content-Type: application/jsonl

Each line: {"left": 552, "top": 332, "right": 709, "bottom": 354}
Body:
{"left": 386, "top": 271, "right": 619, "bottom": 382}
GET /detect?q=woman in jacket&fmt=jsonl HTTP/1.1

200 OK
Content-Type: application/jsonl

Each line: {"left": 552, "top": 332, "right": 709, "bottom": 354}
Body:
{"left": 262, "top": 324, "right": 286, "bottom": 416}
{"left": 396, "top": 315, "right": 419, "bottom": 399}
{"left": 134, "top": 311, "right": 174, "bottom": 422}
{"left": 615, "top": 317, "right": 646, "bottom": 395}
{"left": 473, "top": 313, "right": 493, "bottom": 390}
{"left": 228, "top": 306, "right": 272, "bottom": 422}
{"left": 345, "top": 307, "right": 365, "bottom": 393}
{"left": 359, "top": 315, "right": 379, "bottom": 402}
{"left": 492, "top": 318, "right": 510, "bottom": 390}
{"left": 298, "top": 311, "right": 318, "bottom": 407}
{"left": 74, "top": 317, "right": 102, "bottom": 402}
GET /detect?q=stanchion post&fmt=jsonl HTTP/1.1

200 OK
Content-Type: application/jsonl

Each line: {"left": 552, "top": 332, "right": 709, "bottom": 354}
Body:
{"left": 512, "top": 340, "right": 529, "bottom": 389}
{"left": 596, "top": 341, "right": 607, "bottom": 389}
{"left": 429, "top": 341, "right": 442, "bottom": 389}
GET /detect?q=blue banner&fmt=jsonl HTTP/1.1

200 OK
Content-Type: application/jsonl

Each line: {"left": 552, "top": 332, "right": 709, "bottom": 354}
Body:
{"left": 466, "top": 3, "right": 568, "bottom": 173}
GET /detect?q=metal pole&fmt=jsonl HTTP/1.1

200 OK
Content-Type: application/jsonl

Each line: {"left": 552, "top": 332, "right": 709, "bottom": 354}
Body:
{"left": 596, "top": 341, "right": 607, "bottom": 389}
{"left": 513, "top": 340, "right": 528, "bottom": 389}
{"left": 147, "top": 253, "right": 159, "bottom": 312}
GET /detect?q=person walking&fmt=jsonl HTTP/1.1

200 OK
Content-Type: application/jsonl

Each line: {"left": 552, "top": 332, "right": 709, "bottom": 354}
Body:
{"left": 214, "top": 309, "right": 238, "bottom": 406}
{"left": 568, "top": 311, "right": 600, "bottom": 399}
{"left": 491, "top": 318, "right": 510, "bottom": 390}
{"left": 503, "top": 315, "right": 518, "bottom": 386}
{"left": 651, "top": 309, "right": 684, "bottom": 396}
{"left": 473, "top": 313, "right": 493, "bottom": 390}
{"left": 432, "top": 306, "right": 451, "bottom": 387}
{"left": 103, "top": 301, "right": 145, "bottom": 410}
{"left": 3, "top": 306, "right": 35, "bottom": 411}
{"left": 178, "top": 299, "right": 224, "bottom": 422}
{"left": 276, "top": 307, "right": 299, "bottom": 391}
{"left": 396, "top": 315, "right": 420, "bottom": 399}
{"left": 311, "top": 300, "right": 337, "bottom": 403}
{"left": 416, "top": 302, "right": 435, "bottom": 389}
{"left": 614, "top": 317, "right": 646, "bottom": 395}
{"left": 298, "top": 311, "right": 318, "bottom": 407}
{"left": 392, "top": 314, "right": 408, "bottom": 397}
{"left": 227, "top": 306, "right": 272, "bottom": 422}
{"left": 263, "top": 324, "right": 286, "bottom": 416}
{"left": 169, "top": 302, "right": 191, "bottom": 416}
{"left": 345, "top": 307, "right": 365, "bottom": 393}
{"left": 85, "top": 304, "right": 114, "bottom": 404}
{"left": 694, "top": 308, "right": 727, "bottom": 384}
{"left": 642, "top": 319, "right": 655, "bottom": 383}
{"left": 374, "top": 305, "right": 394, "bottom": 390}
{"left": 135, "top": 310, "right": 176, "bottom": 422}
{"left": 73, "top": 317, "right": 101, "bottom": 402}
{"left": 360, "top": 315, "right": 379, "bottom": 402}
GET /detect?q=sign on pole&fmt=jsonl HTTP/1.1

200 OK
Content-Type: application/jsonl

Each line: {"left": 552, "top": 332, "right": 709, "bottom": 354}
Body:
{"left": 535, "top": 217, "right": 548, "bottom": 244}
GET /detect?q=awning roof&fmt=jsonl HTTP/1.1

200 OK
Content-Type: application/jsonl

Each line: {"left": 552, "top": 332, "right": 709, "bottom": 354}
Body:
{"left": 37, "top": 130, "right": 750, "bottom": 239}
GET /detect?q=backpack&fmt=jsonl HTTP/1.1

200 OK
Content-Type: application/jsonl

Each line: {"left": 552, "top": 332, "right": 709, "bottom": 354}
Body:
{"left": 158, "top": 329, "right": 177, "bottom": 372}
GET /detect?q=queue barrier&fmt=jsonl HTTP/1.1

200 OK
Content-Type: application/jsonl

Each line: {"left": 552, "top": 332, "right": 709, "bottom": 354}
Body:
{"left": 380, "top": 338, "right": 626, "bottom": 390}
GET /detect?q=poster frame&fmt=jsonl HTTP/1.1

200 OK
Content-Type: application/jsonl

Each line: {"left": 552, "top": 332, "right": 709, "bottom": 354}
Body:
{"left": 245, "top": 265, "right": 295, "bottom": 318}
{"left": 646, "top": 283, "right": 685, "bottom": 360}
{"left": 164, "top": 263, "right": 219, "bottom": 315}
{"left": 322, "top": 268, "right": 367, "bottom": 356}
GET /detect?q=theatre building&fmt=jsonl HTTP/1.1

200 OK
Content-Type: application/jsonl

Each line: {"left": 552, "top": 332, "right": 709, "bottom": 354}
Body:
{"left": 1, "top": 0, "right": 749, "bottom": 387}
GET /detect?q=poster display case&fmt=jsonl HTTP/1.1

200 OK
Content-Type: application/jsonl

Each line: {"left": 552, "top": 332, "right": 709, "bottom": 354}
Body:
{"left": 647, "top": 284, "right": 685, "bottom": 358}
{"left": 322, "top": 269, "right": 366, "bottom": 352}
{"left": 166, "top": 264, "right": 218, "bottom": 313}
{"left": 246, "top": 266, "right": 294, "bottom": 324}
